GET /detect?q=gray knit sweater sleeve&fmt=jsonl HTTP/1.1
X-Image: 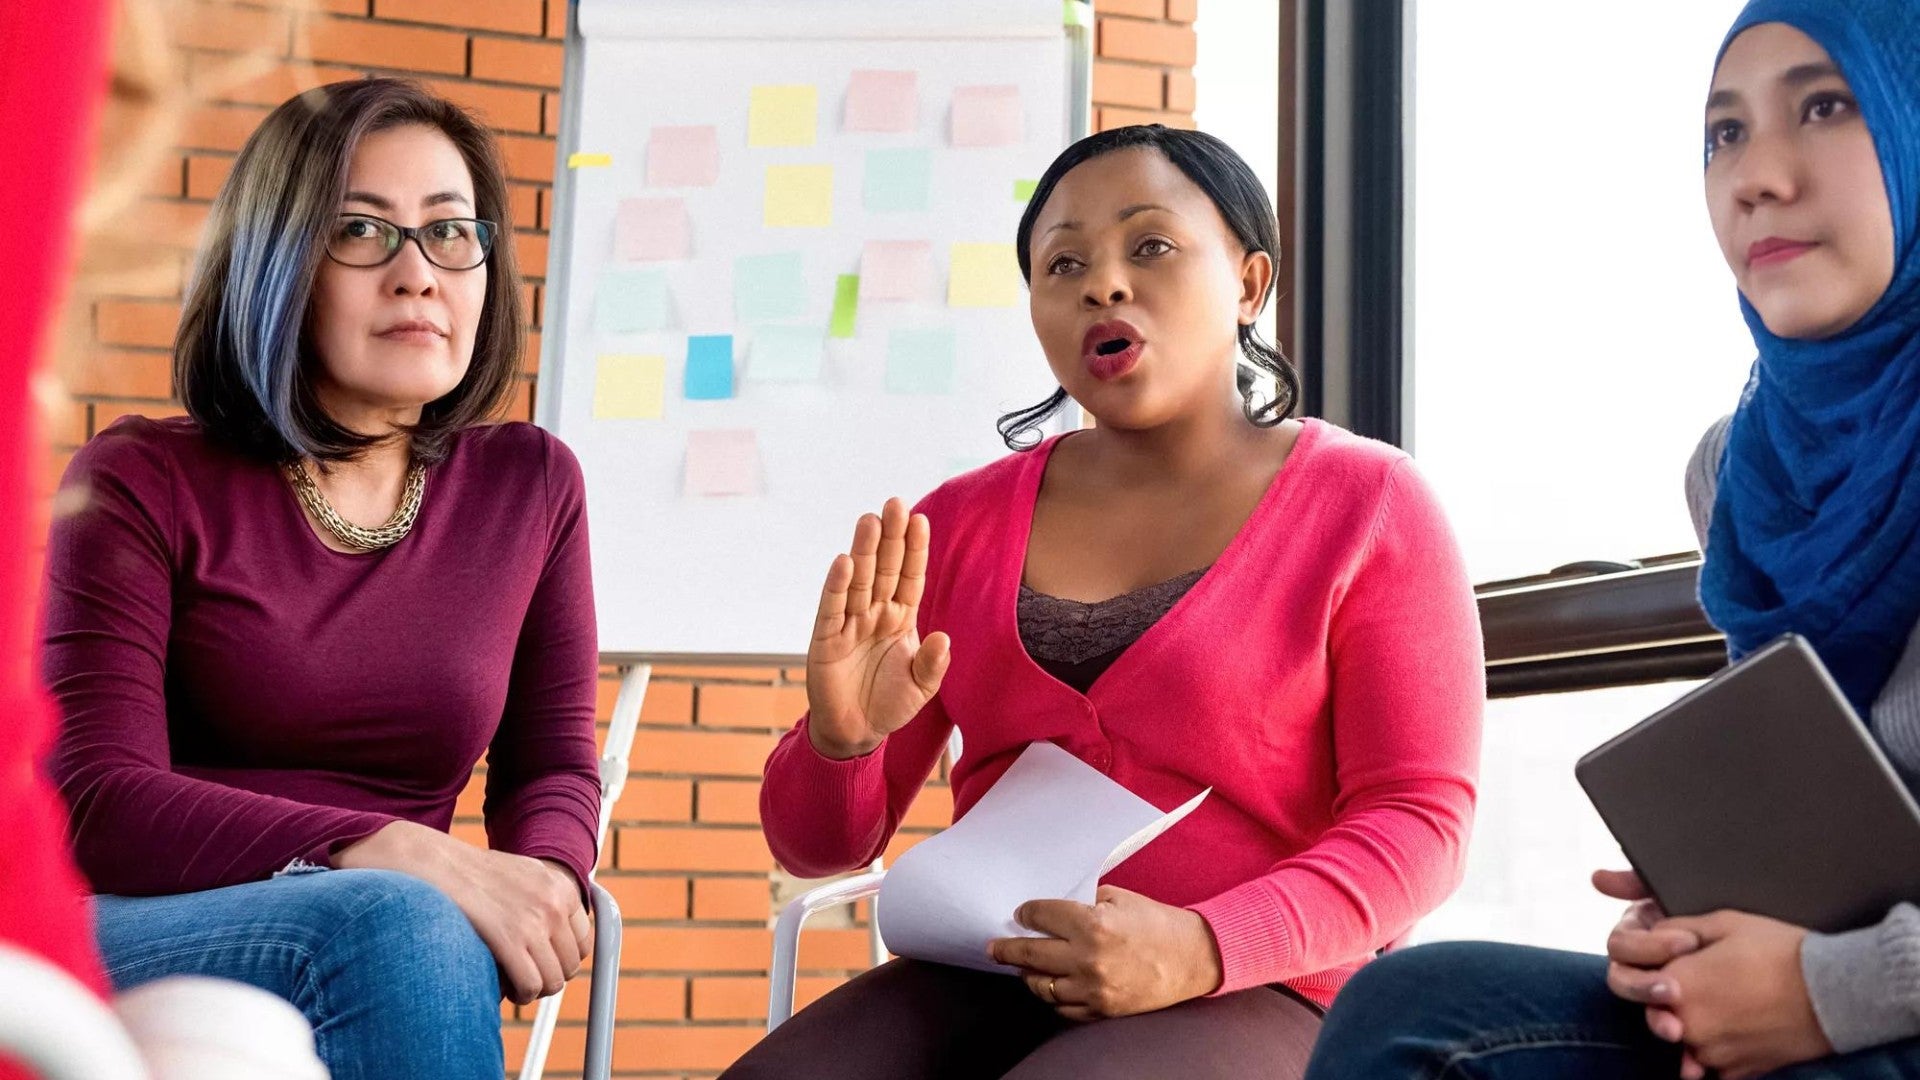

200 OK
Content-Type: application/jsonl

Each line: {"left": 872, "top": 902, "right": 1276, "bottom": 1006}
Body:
{"left": 1684, "top": 415, "right": 1920, "bottom": 1053}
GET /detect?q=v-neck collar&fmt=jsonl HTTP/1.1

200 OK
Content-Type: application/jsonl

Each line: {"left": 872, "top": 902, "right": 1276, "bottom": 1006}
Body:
{"left": 1001, "top": 418, "right": 1325, "bottom": 702}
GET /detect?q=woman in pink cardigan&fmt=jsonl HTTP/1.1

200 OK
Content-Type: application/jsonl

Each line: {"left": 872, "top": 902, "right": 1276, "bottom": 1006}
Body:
{"left": 723, "top": 125, "right": 1485, "bottom": 1080}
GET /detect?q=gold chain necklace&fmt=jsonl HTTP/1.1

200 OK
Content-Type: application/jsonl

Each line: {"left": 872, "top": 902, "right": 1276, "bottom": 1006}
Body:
{"left": 283, "top": 459, "right": 427, "bottom": 552}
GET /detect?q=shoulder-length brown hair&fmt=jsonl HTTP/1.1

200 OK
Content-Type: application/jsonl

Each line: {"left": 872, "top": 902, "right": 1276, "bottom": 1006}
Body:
{"left": 174, "top": 77, "right": 523, "bottom": 465}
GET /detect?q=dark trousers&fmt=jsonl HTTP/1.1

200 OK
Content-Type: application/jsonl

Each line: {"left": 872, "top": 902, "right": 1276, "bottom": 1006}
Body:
{"left": 720, "top": 958, "right": 1323, "bottom": 1080}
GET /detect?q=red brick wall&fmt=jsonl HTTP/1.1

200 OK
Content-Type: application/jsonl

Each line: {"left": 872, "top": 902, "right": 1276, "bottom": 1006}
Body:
{"left": 58, "top": 1, "right": 1199, "bottom": 1075}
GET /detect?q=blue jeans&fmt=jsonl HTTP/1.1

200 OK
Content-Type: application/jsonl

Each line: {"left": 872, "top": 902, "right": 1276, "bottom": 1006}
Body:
{"left": 94, "top": 869, "right": 505, "bottom": 1080}
{"left": 1305, "top": 941, "right": 1920, "bottom": 1079}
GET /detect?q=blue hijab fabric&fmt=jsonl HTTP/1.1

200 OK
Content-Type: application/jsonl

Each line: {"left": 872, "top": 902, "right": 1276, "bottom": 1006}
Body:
{"left": 1699, "top": 0, "right": 1920, "bottom": 714}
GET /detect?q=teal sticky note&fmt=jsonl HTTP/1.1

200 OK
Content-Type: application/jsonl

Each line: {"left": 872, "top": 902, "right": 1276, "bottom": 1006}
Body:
{"left": 735, "top": 252, "right": 808, "bottom": 323}
{"left": 830, "top": 275, "right": 859, "bottom": 339}
{"left": 751, "top": 326, "right": 825, "bottom": 383}
{"left": 886, "top": 328, "right": 956, "bottom": 394}
{"left": 1014, "top": 178, "right": 1040, "bottom": 202}
{"left": 864, "top": 148, "right": 932, "bottom": 213}
{"left": 684, "top": 334, "right": 735, "bottom": 400}
{"left": 595, "top": 269, "right": 671, "bottom": 333}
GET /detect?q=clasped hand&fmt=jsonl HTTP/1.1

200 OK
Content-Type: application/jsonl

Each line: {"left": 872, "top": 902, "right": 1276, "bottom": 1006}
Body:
{"left": 1595, "top": 868, "right": 1830, "bottom": 1080}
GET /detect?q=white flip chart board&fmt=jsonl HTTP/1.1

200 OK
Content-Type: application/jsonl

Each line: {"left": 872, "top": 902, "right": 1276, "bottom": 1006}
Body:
{"left": 539, "top": 0, "right": 1092, "bottom": 661}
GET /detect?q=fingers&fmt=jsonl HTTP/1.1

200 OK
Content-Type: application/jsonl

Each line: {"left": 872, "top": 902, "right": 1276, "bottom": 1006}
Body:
{"left": 1605, "top": 960, "right": 1676, "bottom": 1006}
{"left": 496, "top": 947, "right": 544, "bottom": 1006}
{"left": 990, "top": 934, "right": 1077, "bottom": 974}
{"left": 1607, "top": 924, "right": 1700, "bottom": 968}
{"left": 1654, "top": 911, "right": 1735, "bottom": 947}
{"left": 1680, "top": 1049, "right": 1708, "bottom": 1080}
{"left": 1022, "top": 970, "right": 1094, "bottom": 1012}
{"left": 912, "top": 632, "right": 951, "bottom": 695}
{"left": 870, "top": 499, "right": 908, "bottom": 607}
{"left": 1645, "top": 1005, "right": 1684, "bottom": 1043}
{"left": 551, "top": 917, "right": 585, "bottom": 983}
{"left": 469, "top": 918, "right": 544, "bottom": 1005}
{"left": 1592, "top": 868, "right": 1651, "bottom": 902}
{"left": 1614, "top": 898, "right": 1662, "bottom": 934}
{"left": 894, "top": 513, "right": 932, "bottom": 608}
{"left": 845, "top": 512, "right": 881, "bottom": 614}
{"left": 811, "top": 554, "right": 854, "bottom": 643}
{"left": 573, "top": 907, "right": 595, "bottom": 960}
{"left": 529, "top": 938, "right": 568, "bottom": 1000}
{"left": 1015, "top": 899, "right": 1096, "bottom": 941}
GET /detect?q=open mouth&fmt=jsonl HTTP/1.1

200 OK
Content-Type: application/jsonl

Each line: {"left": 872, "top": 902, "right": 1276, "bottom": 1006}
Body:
{"left": 1081, "top": 320, "right": 1145, "bottom": 380}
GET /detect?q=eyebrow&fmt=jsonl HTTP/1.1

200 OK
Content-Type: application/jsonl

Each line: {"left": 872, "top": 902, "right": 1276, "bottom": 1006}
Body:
{"left": 1042, "top": 202, "right": 1176, "bottom": 236}
{"left": 1706, "top": 62, "right": 1846, "bottom": 110}
{"left": 342, "top": 190, "right": 474, "bottom": 211}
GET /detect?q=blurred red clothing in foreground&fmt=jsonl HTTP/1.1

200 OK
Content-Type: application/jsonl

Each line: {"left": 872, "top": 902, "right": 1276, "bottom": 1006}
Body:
{"left": 0, "top": 1, "right": 115, "bottom": 1077}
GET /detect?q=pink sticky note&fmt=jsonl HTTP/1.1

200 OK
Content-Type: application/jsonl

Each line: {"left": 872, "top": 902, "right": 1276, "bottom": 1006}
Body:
{"left": 951, "top": 85, "right": 1023, "bottom": 147}
{"left": 615, "top": 198, "right": 690, "bottom": 261}
{"left": 859, "top": 240, "right": 934, "bottom": 302}
{"left": 844, "top": 70, "right": 919, "bottom": 133}
{"left": 647, "top": 126, "right": 720, "bottom": 187}
{"left": 685, "top": 430, "right": 761, "bottom": 497}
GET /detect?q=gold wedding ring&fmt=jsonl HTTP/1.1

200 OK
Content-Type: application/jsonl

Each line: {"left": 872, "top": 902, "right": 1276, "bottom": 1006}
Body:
{"left": 1045, "top": 977, "right": 1058, "bottom": 1004}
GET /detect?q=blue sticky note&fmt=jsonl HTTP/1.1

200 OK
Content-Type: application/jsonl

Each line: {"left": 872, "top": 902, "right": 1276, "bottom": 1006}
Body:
{"left": 595, "top": 269, "right": 671, "bottom": 333}
{"left": 751, "top": 326, "right": 825, "bottom": 383}
{"left": 734, "top": 252, "right": 808, "bottom": 323}
{"left": 886, "top": 328, "right": 957, "bottom": 394}
{"left": 684, "top": 335, "right": 735, "bottom": 400}
{"left": 864, "top": 148, "right": 932, "bottom": 213}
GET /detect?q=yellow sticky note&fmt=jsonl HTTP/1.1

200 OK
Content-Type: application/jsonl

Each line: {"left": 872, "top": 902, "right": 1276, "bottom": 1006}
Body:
{"left": 948, "top": 243, "right": 1022, "bottom": 307}
{"left": 749, "top": 85, "right": 817, "bottom": 147}
{"left": 593, "top": 354, "right": 666, "bottom": 419}
{"left": 567, "top": 152, "right": 612, "bottom": 168}
{"left": 764, "top": 164, "right": 834, "bottom": 228}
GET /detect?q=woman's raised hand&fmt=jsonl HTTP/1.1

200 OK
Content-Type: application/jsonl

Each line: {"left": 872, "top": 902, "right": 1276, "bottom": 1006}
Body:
{"left": 804, "top": 498, "right": 950, "bottom": 760}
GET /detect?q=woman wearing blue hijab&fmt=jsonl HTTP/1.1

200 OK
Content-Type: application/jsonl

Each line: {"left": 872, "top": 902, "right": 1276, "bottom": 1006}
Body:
{"left": 1305, "top": 2, "right": 1920, "bottom": 1078}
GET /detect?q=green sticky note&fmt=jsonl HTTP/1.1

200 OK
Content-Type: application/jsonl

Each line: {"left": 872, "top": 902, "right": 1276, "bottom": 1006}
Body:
{"left": 595, "top": 269, "right": 671, "bottom": 333}
{"left": 830, "top": 275, "right": 859, "bottom": 339}
{"left": 864, "top": 148, "right": 932, "bottom": 213}
{"left": 751, "top": 326, "right": 825, "bottom": 383}
{"left": 593, "top": 354, "right": 666, "bottom": 419}
{"left": 765, "top": 164, "right": 834, "bottom": 228}
{"left": 749, "top": 85, "right": 818, "bottom": 147}
{"left": 887, "top": 328, "right": 957, "bottom": 395}
{"left": 1014, "top": 178, "right": 1040, "bottom": 202}
{"left": 948, "top": 242, "right": 1023, "bottom": 308}
{"left": 734, "top": 252, "right": 807, "bottom": 323}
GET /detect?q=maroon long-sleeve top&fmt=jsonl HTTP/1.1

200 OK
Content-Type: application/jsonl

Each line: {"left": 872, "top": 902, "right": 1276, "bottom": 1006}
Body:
{"left": 43, "top": 416, "right": 602, "bottom": 897}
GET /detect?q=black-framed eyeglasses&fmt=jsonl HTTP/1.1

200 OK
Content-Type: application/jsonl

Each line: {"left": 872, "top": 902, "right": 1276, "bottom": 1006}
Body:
{"left": 324, "top": 213, "right": 496, "bottom": 271}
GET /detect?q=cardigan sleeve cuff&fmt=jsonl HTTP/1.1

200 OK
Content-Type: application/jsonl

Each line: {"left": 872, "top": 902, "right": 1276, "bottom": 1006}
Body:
{"left": 782, "top": 714, "right": 890, "bottom": 809}
{"left": 1188, "top": 882, "right": 1296, "bottom": 995}
{"left": 758, "top": 715, "right": 894, "bottom": 877}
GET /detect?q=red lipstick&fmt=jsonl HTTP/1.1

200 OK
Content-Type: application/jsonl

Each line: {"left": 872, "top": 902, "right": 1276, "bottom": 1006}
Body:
{"left": 1081, "top": 319, "right": 1144, "bottom": 381}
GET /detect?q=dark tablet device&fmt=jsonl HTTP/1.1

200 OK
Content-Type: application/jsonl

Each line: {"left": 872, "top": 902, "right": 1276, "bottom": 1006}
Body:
{"left": 1576, "top": 634, "right": 1920, "bottom": 932}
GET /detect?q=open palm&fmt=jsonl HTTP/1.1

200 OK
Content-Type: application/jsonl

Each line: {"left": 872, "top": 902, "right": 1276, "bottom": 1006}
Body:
{"left": 805, "top": 497, "right": 951, "bottom": 759}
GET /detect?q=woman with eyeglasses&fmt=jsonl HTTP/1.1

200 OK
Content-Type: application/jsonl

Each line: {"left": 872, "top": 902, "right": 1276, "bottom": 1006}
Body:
{"left": 41, "top": 78, "right": 600, "bottom": 1080}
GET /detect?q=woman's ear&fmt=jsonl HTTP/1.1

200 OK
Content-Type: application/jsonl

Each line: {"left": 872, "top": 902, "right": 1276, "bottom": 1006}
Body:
{"left": 1239, "top": 249, "right": 1274, "bottom": 326}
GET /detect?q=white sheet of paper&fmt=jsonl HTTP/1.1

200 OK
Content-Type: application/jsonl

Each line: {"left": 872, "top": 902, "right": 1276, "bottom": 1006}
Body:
{"left": 876, "top": 741, "right": 1208, "bottom": 975}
